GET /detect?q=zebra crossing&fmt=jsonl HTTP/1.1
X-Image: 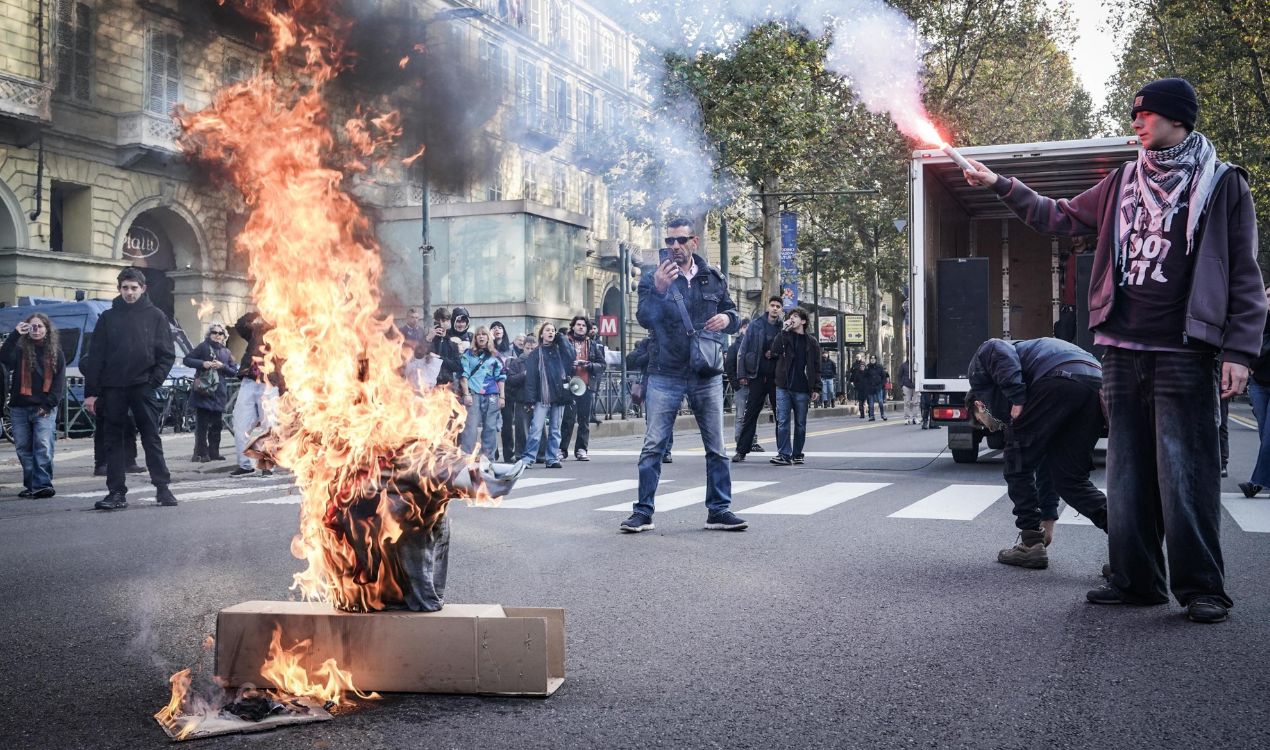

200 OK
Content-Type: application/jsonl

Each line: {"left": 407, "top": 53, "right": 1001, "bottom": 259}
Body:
{"left": 120, "top": 472, "right": 1270, "bottom": 534}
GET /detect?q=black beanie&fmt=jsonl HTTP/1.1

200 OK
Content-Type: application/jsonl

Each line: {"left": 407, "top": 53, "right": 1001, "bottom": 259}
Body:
{"left": 1131, "top": 77, "right": 1198, "bottom": 130}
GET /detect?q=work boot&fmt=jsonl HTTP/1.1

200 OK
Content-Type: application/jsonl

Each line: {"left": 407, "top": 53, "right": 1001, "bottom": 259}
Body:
{"left": 155, "top": 486, "right": 179, "bottom": 507}
{"left": 997, "top": 531, "right": 1048, "bottom": 569}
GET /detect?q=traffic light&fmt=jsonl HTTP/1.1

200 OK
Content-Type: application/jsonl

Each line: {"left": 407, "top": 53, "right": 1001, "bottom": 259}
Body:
{"left": 621, "top": 242, "right": 641, "bottom": 293}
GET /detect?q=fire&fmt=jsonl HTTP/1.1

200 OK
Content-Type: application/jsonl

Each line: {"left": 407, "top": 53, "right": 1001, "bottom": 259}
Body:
{"left": 177, "top": 0, "right": 490, "bottom": 615}
{"left": 260, "top": 624, "right": 377, "bottom": 704}
{"left": 190, "top": 297, "right": 218, "bottom": 322}
{"left": 154, "top": 668, "right": 197, "bottom": 740}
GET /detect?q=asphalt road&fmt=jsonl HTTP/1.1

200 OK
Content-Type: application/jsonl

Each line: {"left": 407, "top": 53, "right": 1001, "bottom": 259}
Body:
{"left": 1, "top": 406, "right": 1268, "bottom": 750}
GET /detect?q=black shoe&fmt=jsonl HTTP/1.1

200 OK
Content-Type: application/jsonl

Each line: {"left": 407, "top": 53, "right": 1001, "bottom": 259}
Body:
{"left": 751, "top": 444, "right": 765, "bottom": 453}
{"left": 769, "top": 455, "right": 792, "bottom": 466}
{"left": 1239, "top": 482, "right": 1261, "bottom": 498}
{"left": 881, "top": 416, "right": 888, "bottom": 421}
{"left": 126, "top": 464, "right": 146, "bottom": 474}
{"left": 191, "top": 454, "right": 208, "bottom": 463}
{"left": 620, "top": 513, "right": 654, "bottom": 533}
{"left": 575, "top": 450, "right": 590, "bottom": 462}
{"left": 32, "top": 487, "right": 55, "bottom": 499}
{"left": 662, "top": 453, "right": 673, "bottom": 464}
{"left": 705, "top": 510, "right": 748, "bottom": 531}
{"left": 18, "top": 489, "right": 35, "bottom": 499}
{"left": 229, "top": 467, "right": 256, "bottom": 478}
{"left": 208, "top": 454, "right": 227, "bottom": 461}
{"left": 259, "top": 469, "right": 275, "bottom": 478}
{"left": 94, "top": 492, "right": 128, "bottom": 511}
{"left": 869, "top": 417, "right": 876, "bottom": 422}
{"left": 545, "top": 461, "right": 563, "bottom": 469}
{"left": 93, "top": 465, "right": 108, "bottom": 477}
{"left": 1186, "top": 596, "right": 1229, "bottom": 624}
{"left": 155, "top": 486, "right": 179, "bottom": 506}
{"left": 1086, "top": 584, "right": 1126, "bottom": 604}
{"left": 730, "top": 453, "right": 745, "bottom": 463}
{"left": 792, "top": 455, "right": 805, "bottom": 465}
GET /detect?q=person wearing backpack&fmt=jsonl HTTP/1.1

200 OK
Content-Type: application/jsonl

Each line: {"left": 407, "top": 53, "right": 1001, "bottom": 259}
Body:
{"left": 183, "top": 323, "right": 235, "bottom": 463}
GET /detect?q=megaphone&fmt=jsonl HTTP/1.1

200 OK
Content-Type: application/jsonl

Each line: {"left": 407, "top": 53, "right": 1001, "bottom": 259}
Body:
{"left": 566, "top": 376, "right": 588, "bottom": 396}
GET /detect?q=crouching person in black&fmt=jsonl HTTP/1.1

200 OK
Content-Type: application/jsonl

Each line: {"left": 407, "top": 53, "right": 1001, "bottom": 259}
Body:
{"left": 966, "top": 337, "right": 1108, "bottom": 569}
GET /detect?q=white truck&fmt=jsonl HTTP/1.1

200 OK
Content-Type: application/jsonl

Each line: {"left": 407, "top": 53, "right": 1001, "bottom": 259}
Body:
{"left": 909, "top": 136, "right": 1141, "bottom": 462}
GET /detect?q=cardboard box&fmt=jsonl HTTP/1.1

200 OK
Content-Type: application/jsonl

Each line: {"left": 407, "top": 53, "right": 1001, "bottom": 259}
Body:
{"left": 215, "top": 601, "right": 565, "bottom": 697}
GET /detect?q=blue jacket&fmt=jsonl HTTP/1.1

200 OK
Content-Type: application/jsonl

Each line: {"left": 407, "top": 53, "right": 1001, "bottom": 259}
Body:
{"left": 636, "top": 253, "right": 740, "bottom": 377}
{"left": 966, "top": 337, "right": 1101, "bottom": 418}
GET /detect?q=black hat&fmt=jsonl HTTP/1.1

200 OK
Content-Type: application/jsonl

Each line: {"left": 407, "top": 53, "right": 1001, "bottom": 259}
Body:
{"left": 1131, "top": 78, "right": 1198, "bottom": 130}
{"left": 451, "top": 306, "right": 470, "bottom": 322}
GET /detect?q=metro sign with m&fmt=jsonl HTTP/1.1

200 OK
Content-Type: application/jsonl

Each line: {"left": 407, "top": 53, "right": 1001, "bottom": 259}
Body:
{"left": 598, "top": 315, "right": 618, "bottom": 336}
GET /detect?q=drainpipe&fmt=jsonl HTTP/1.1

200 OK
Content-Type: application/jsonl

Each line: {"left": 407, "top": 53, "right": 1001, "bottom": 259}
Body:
{"left": 29, "top": 0, "right": 47, "bottom": 222}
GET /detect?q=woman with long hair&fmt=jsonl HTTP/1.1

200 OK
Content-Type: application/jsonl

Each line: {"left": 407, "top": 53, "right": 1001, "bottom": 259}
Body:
{"left": 182, "top": 322, "right": 235, "bottom": 462}
{"left": 1, "top": 313, "right": 67, "bottom": 497}
{"left": 519, "top": 322, "right": 576, "bottom": 469}
{"left": 459, "top": 326, "right": 506, "bottom": 458}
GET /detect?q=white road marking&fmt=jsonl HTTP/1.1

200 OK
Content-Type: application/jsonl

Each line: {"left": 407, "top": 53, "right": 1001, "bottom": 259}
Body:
{"left": 742, "top": 482, "right": 890, "bottom": 515}
{"left": 63, "top": 476, "right": 291, "bottom": 498}
{"left": 493, "top": 479, "right": 642, "bottom": 510}
{"left": 583, "top": 450, "right": 962, "bottom": 459}
{"left": 594, "top": 481, "right": 774, "bottom": 512}
{"left": 1056, "top": 503, "right": 1096, "bottom": 526}
{"left": 1221, "top": 494, "right": 1270, "bottom": 533}
{"left": 889, "top": 484, "right": 1008, "bottom": 521}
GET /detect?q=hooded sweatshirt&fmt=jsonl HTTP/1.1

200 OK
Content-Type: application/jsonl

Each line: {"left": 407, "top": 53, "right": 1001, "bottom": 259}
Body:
{"left": 83, "top": 294, "right": 175, "bottom": 396}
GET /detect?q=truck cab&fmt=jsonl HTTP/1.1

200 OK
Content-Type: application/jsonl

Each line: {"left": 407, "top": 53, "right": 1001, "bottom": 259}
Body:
{"left": 910, "top": 137, "right": 1140, "bottom": 462}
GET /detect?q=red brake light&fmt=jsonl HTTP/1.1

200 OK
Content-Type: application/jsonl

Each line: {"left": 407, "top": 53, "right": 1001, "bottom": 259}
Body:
{"left": 932, "top": 407, "right": 966, "bottom": 421}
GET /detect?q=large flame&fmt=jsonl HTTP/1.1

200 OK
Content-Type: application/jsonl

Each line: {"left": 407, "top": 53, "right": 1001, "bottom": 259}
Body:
{"left": 177, "top": 0, "right": 488, "bottom": 613}
{"left": 260, "top": 624, "right": 377, "bottom": 703}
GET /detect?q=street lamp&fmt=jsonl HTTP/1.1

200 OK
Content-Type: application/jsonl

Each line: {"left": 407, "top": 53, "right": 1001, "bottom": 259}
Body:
{"left": 419, "top": 7, "right": 484, "bottom": 314}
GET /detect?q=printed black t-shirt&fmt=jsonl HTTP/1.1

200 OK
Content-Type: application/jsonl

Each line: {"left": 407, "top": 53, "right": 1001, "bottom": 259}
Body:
{"left": 788, "top": 335, "right": 811, "bottom": 393}
{"left": 1097, "top": 201, "right": 1206, "bottom": 350}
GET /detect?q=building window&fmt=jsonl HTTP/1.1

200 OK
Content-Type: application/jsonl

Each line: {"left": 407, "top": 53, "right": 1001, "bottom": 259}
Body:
{"left": 517, "top": 59, "right": 541, "bottom": 108}
{"left": 547, "top": 74, "right": 570, "bottom": 129}
{"left": 581, "top": 181, "right": 595, "bottom": 218}
{"left": 145, "top": 29, "right": 181, "bottom": 115}
{"left": 50, "top": 182, "right": 91, "bottom": 253}
{"left": 222, "top": 56, "right": 254, "bottom": 86}
{"left": 523, "top": 159, "right": 538, "bottom": 201}
{"left": 606, "top": 202, "right": 622, "bottom": 239}
{"left": 528, "top": 0, "right": 544, "bottom": 41}
{"left": 574, "top": 15, "right": 590, "bottom": 67}
{"left": 486, "top": 162, "right": 504, "bottom": 202}
{"left": 600, "top": 29, "right": 615, "bottom": 74}
{"left": 54, "top": 0, "right": 92, "bottom": 101}
{"left": 479, "top": 37, "right": 509, "bottom": 90}
{"left": 551, "top": 169, "right": 567, "bottom": 209}
{"left": 548, "top": 1, "right": 569, "bottom": 54}
{"left": 577, "top": 87, "right": 595, "bottom": 134}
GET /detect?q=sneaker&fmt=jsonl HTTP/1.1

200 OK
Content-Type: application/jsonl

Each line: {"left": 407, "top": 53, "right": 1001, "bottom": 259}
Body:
{"left": 230, "top": 467, "right": 256, "bottom": 478}
{"left": 32, "top": 487, "right": 56, "bottom": 499}
{"left": 869, "top": 417, "right": 875, "bottom": 422}
{"left": 18, "top": 489, "right": 34, "bottom": 499}
{"left": 1042, "top": 519, "right": 1056, "bottom": 547}
{"left": 769, "top": 455, "right": 792, "bottom": 466}
{"left": 792, "top": 455, "right": 804, "bottom": 465}
{"left": 619, "top": 513, "right": 654, "bottom": 533}
{"left": 155, "top": 486, "right": 179, "bottom": 506}
{"left": 881, "top": 416, "right": 888, "bottom": 421}
{"left": 545, "top": 461, "right": 563, "bottom": 469}
{"left": 751, "top": 444, "right": 765, "bottom": 453}
{"left": 94, "top": 492, "right": 128, "bottom": 511}
{"left": 1239, "top": 482, "right": 1261, "bottom": 498}
{"left": 705, "top": 510, "right": 748, "bottom": 531}
{"left": 259, "top": 469, "right": 275, "bottom": 478}
{"left": 575, "top": 450, "right": 590, "bottom": 462}
{"left": 662, "top": 453, "right": 673, "bottom": 464}
{"left": 997, "top": 540, "right": 1048, "bottom": 569}
{"left": 126, "top": 464, "right": 147, "bottom": 474}
{"left": 730, "top": 453, "right": 746, "bottom": 463}
{"left": 1186, "top": 596, "right": 1229, "bottom": 624}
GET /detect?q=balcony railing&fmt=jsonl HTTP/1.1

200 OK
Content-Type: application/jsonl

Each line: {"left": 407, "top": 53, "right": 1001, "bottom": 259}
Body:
{"left": 0, "top": 72, "right": 53, "bottom": 123}
{"left": 513, "top": 106, "right": 568, "bottom": 151}
{"left": 117, "top": 111, "right": 183, "bottom": 153}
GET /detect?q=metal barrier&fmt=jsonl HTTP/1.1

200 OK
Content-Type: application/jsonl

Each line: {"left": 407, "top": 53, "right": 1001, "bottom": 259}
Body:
{"left": 591, "top": 371, "right": 738, "bottom": 421}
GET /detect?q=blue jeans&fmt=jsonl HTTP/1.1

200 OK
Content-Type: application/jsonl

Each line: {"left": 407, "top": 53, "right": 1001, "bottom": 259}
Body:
{"left": 521, "top": 403, "right": 564, "bottom": 464}
{"left": 732, "top": 383, "right": 749, "bottom": 443}
{"left": 820, "top": 378, "right": 835, "bottom": 405}
{"left": 1249, "top": 382, "right": 1270, "bottom": 486}
{"left": 1102, "top": 348, "right": 1226, "bottom": 607}
{"left": 465, "top": 394, "right": 503, "bottom": 459}
{"left": 634, "top": 373, "right": 731, "bottom": 518}
{"left": 775, "top": 388, "right": 811, "bottom": 459}
{"left": 11, "top": 405, "right": 56, "bottom": 490}
{"left": 867, "top": 389, "right": 885, "bottom": 417}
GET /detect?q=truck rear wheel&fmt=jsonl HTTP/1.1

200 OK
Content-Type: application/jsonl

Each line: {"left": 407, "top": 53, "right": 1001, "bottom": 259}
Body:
{"left": 951, "top": 447, "right": 979, "bottom": 464}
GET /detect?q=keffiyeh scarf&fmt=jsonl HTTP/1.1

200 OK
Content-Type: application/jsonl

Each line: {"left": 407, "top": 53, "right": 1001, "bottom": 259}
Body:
{"left": 1117, "top": 130, "right": 1219, "bottom": 264}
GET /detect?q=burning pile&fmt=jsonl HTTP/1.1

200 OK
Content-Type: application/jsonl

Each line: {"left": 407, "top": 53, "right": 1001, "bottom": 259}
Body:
{"left": 177, "top": 0, "right": 500, "bottom": 614}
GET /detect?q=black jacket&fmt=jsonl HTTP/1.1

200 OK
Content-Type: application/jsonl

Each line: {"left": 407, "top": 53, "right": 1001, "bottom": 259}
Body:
{"left": 724, "top": 336, "right": 743, "bottom": 383}
{"left": 183, "top": 338, "right": 235, "bottom": 412}
{"left": 966, "top": 337, "right": 1101, "bottom": 420}
{"left": 1251, "top": 318, "right": 1270, "bottom": 386}
{"left": 0, "top": 334, "right": 66, "bottom": 410}
{"left": 627, "top": 337, "right": 654, "bottom": 373}
{"left": 862, "top": 363, "right": 888, "bottom": 392}
{"left": 83, "top": 294, "right": 175, "bottom": 396}
{"left": 738, "top": 314, "right": 783, "bottom": 381}
{"left": 523, "top": 336, "right": 577, "bottom": 405}
{"left": 636, "top": 253, "right": 740, "bottom": 377}
{"left": 770, "top": 331, "right": 822, "bottom": 394}
{"left": 819, "top": 357, "right": 837, "bottom": 379}
{"left": 504, "top": 353, "right": 530, "bottom": 403}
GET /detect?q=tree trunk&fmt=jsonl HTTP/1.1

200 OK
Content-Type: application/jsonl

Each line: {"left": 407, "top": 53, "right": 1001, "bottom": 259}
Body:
{"left": 890, "top": 289, "right": 906, "bottom": 382}
{"left": 867, "top": 226, "right": 881, "bottom": 359}
{"left": 761, "top": 173, "right": 781, "bottom": 296}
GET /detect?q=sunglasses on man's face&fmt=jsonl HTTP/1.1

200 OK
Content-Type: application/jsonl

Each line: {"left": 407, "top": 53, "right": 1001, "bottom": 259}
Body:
{"left": 664, "top": 236, "right": 694, "bottom": 245}
{"left": 210, "top": 330, "right": 227, "bottom": 336}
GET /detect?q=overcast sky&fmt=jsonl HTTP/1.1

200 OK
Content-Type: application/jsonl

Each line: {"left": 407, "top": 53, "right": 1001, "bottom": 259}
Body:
{"left": 1050, "top": 0, "right": 1123, "bottom": 113}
